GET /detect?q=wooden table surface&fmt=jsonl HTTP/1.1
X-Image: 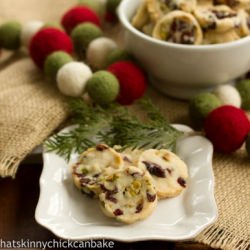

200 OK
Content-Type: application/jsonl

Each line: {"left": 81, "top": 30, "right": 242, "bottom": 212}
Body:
{"left": 0, "top": 158, "right": 216, "bottom": 250}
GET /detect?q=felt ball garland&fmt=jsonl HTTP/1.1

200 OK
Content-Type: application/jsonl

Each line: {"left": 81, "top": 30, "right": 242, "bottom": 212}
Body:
{"left": 1, "top": 1, "right": 249, "bottom": 157}
{"left": 21, "top": 20, "right": 44, "bottom": 48}
{"left": 189, "top": 83, "right": 250, "bottom": 155}
{"left": 0, "top": 0, "right": 146, "bottom": 107}
{"left": 29, "top": 27, "right": 73, "bottom": 69}
{"left": 0, "top": 21, "right": 22, "bottom": 50}
{"left": 71, "top": 22, "right": 103, "bottom": 58}
{"left": 57, "top": 61, "right": 92, "bottom": 97}
{"left": 204, "top": 105, "right": 250, "bottom": 154}
{"left": 61, "top": 6, "right": 101, "bottom": 34}
{"left": 87, "top": 37, "right": 117, "bottom": 70}
{"left": 107, "top": 61, "right": 147, "bottom": 105}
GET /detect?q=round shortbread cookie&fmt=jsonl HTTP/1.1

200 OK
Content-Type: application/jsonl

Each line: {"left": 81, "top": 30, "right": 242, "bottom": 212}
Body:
{"left": 213, "top": 0, "right": 250, "bottom": 12}
{"left": 99, "top": 166, "right": 157, "bottom": 224}
{"left": 72, "top": 144, "right": 123, "bottom": 197}
{"left": 203, "top": 27, "right": 240, "bottom": 43}
{"left": 152, "top": 10, "right": 203, "bottom": 44}
{"left": 147, "top": 0, "right": 197, "bottom": 23}
{"left": 132, "top": 0, "right": 151, "bottom": 29}
{"left": 237, "top": 9, "right": 250, "bottom": 36}
{"left": 138, "top": 149, "right": 188, "bottom": 199}
{"left": 194, "top": 5, "right": 241, "bottom": 32}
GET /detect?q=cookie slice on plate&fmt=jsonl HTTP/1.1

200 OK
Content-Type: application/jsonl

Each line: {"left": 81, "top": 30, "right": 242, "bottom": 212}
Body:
{"left": 138, "top": 149, "right": 188, "bottom": 199}
{"left": 99, "top": 166, "right": 157, "bottom": 224}
{"left": 72, "top": 144, "right": 123, "bottom": 198}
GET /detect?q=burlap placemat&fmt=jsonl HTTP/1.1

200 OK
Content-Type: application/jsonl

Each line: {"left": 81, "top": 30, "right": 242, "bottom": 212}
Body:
{"left": 0, "top": 1, "right": 249, "bottom": 249}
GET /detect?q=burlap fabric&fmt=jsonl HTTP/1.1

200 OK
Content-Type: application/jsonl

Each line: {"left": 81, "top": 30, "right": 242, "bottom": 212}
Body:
{"left": 0, "top": 1, "right": 249, "bottom": 249}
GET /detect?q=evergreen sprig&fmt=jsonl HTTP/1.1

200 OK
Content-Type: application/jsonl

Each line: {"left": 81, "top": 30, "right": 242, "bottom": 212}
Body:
{"left": 45, "top": 98, "right": 183, "bottom": 161}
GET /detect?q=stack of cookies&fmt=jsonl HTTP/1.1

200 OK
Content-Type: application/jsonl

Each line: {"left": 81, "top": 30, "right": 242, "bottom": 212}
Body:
{"left": 72, "top": 144, "right": 188, "bottom": 224}
{"left": 132, "top": 0, "right": 250, "bottom": 44}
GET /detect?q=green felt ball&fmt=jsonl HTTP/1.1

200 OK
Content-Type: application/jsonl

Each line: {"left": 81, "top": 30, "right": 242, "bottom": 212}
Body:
{"left": 107, "top": 0, "right": 121, "bottom": 13}
{"left": 78, "top": 0, "right": 105, "bottom": 16}
{"left": 189, "top": 92, "right": 222, "bottom": 128}
{"left": 106, "top": 48, "right": 133, "bottom": 67}
{"left": 246, "top": 133, "right": 250, "bottom": 158}
{"left": 86, "top": 70, "right": 119, "bottom": 105}
{"left": 71, "top": 22, "right": 103, "bottom": 59}
{"left": 44, "top": 51, "right": 73, "bottom": 80}
{"left": 235, "top": 79, "right": 250, "bottom": 110}
{"left": 0, "top": 21, "right": 21, "bottom": 50}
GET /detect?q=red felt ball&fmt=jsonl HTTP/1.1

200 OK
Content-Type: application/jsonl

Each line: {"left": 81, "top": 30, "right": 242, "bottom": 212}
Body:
{"left": 29, "top": 28, "right": 73, "bottom": 69}
{"left": 204, "top": 105, "right": 250, "bottom": 153}
{"left": 107, "top": 61, "right": 147, "bottom": 105}
{"left": 61, "top": 6, "right": 101, "bottom": 34}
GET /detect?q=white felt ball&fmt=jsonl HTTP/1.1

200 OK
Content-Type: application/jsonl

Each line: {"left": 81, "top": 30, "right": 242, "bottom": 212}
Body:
{"left": 213, "top": 84, "right": 242, "bottom": 108}
{"left": 87, "top": 37, "right": 117, "bottom": 69}
{"left": 21, "top": 21, "right": 44, "bottom": 48}
{"left": 57, "top": 62, "right": 92, "bottom": 97}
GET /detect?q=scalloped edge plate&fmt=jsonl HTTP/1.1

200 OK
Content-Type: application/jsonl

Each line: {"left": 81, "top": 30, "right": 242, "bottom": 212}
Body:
{"left": 35, "top": 124, "right": 217, "bottom": 242}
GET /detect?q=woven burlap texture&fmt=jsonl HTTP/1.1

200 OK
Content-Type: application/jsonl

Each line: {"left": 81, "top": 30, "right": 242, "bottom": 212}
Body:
{"left": 0, "top": 1, "right": 249, "bottom": 249}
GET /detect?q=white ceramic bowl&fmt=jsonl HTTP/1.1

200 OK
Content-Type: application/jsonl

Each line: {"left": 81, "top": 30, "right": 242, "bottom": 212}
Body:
{"left": 118, "top": 0, "right": 250, "bottom": 99}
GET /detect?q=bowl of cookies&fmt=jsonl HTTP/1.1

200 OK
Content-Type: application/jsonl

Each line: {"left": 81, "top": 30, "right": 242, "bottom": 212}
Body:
{"left": 118, "top": 0, "right": 250, "bottom": 99}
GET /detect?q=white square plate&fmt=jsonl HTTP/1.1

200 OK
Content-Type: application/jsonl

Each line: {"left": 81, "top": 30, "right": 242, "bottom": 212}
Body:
{"left": 35, "top": 125, "right": 217, "bottom": 241}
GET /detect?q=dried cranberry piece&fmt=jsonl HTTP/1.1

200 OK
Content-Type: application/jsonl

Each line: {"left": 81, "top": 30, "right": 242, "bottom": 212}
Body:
{"left": 123, "top": 156, "right": 132, "bottom": 163}
{"left": 142, "top": 161, "right": 166, "bottom": 178}
{"left": 96, "top": 144, "right": 108, "bottom": 151}
{"left": 147, "top": 193, "right": 157, "bottom": 202}
{"left": 114, "top": 209, "right": 123, "bottom": 216}
{"left": 177, "top": 177, "right": 186, "bottom": 188}
{"left": 212, "top": 10, "right": 237, "bottom": 19}
{"left": 136, "top": 202, "right": 144, "bottom": 213}
{"left": 80, "top": 178, "right": 91, "bottom": 184}
{"left": 101, "top": 185, "right": 118, "bottom": 203}
{"left": 105, "top": 192, "right": 117, "bottom": 203}
{"left": 166, "top": 168, "right": 172, "bottom": 175}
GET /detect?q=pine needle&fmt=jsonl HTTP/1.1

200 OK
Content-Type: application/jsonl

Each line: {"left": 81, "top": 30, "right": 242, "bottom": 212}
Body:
{"left": 45, "top": 98, "right": 183, "bottom": 161}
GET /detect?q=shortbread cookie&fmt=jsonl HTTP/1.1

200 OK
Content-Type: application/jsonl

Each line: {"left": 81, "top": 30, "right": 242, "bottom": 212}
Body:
{"left": 153, "top": 10, "right": 203, "bottom": 44}
{"left": 138, "top": 149, "right": 188, "bottom": 199}
{"left": 72, "top": 144, "right": 123, "bottom": 197}
{"left": 194, "top": 5, "right": 240, "bottom": 32}
{"left": 237, "top": 9, "right": 250, "bottom": 36}
{"left": 213, "top": 0, "right": 250, "bottom": 12}
{"left": 203, "top": 28, "right": 241, "bottom": 43}
{"left": 132, "top": 0, "right": 151, "bottom": 29}
{"left": 99, "top": 166, "right": 157, "bottom": 224}
{"left": 147, "top": 0, "right": 197, "bottom": 22}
